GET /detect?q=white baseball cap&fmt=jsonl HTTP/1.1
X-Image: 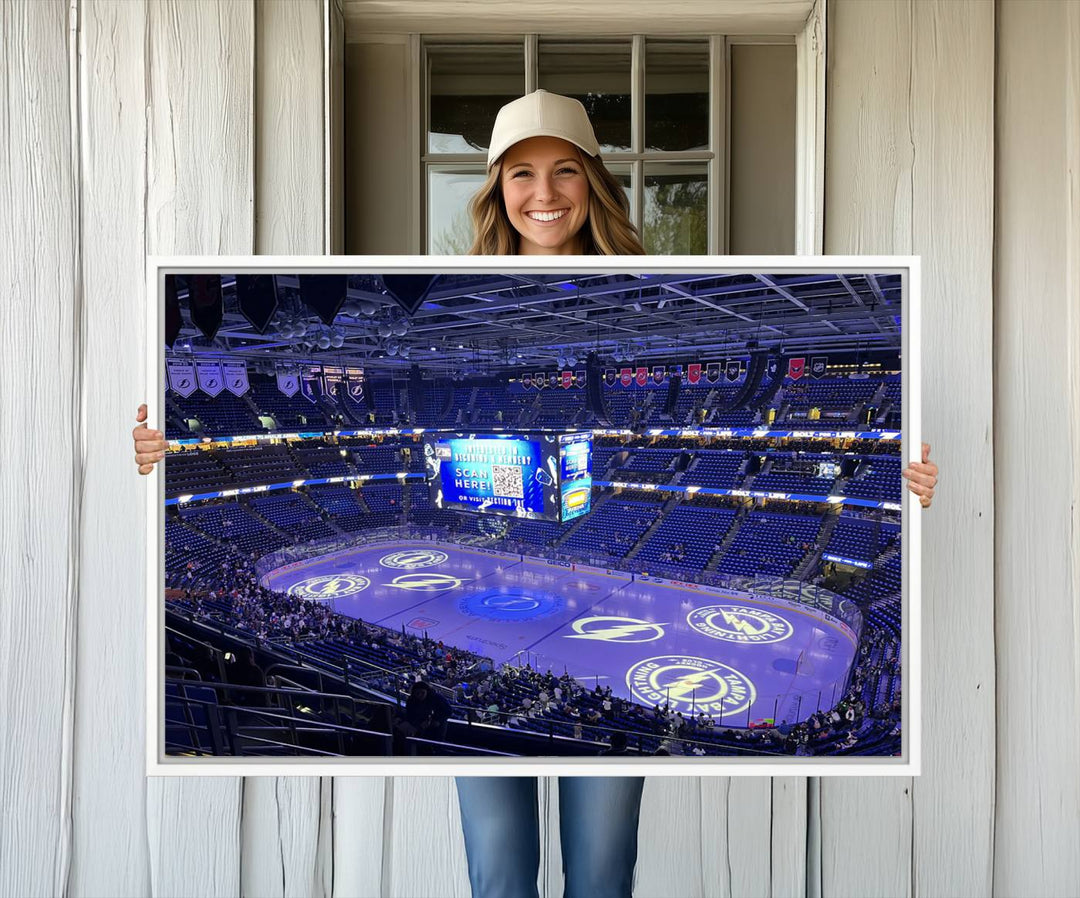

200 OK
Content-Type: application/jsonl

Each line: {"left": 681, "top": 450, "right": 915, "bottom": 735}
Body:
{"left": 486, "top": 90, "right": 601, "bottom": 169}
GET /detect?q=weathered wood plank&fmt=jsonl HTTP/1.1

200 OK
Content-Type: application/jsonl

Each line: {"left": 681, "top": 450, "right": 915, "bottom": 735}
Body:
{"left": 71, "top": 1, "right": 153, "bottom": 894}
{"left": 0, "top": 2, "right": 78, "bottom": 896}
{"left": 144, "top": 1, "right": 255, "bottom": 894}
{"left": 994, "top": 2, "right": 1080, "bottom": 893}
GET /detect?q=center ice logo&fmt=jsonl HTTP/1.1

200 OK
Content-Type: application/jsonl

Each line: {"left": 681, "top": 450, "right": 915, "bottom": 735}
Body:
{"left": 564, "top": 616, "right": 667, "bottom": 643}
{"left": 379, "top": 549, "right": 449, "bottom": 570}
{"left": 627, "top": 655, "right": 756, "bottom": 717}
{"left": 459, "top": 587, "right": 564, "bottom": 621}
{"left": 687, "top": 604, "right": 793, "bottom": 644}
{"left": 386, "top": 572, "right": 468, "bottom": 591}
{"left": 289, "top": 574, "right": 370, "bottom": 600}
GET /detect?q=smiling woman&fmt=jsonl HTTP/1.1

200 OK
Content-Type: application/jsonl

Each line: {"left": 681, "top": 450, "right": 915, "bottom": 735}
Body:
{"left": 466, "top": 90, "right": 646, "bottom": 256}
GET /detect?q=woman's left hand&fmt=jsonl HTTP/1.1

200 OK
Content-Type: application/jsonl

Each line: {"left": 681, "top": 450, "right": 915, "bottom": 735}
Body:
{"left": 902, "top": 442, "right": 938, "bottom": 509}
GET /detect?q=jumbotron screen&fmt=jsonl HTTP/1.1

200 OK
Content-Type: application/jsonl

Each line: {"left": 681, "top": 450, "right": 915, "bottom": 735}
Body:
{"left": 424, "top": 432, "right": 592, "bottom": 523}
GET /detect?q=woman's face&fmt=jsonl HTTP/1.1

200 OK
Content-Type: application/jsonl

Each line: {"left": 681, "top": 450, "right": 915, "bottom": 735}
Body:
{"left": 499, "top": 136, "right": 590, "bottom": 255}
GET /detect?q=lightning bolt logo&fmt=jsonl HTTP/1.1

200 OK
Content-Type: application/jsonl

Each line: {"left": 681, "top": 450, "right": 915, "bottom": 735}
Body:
{"left": 565, "top": 616, "right": 667, "bottom": 643}
{"left": 289, "top": 574, "right": 370, "bottom": 599}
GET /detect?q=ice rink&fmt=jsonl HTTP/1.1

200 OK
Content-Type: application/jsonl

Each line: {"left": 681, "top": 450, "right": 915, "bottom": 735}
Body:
{"left": 262, "top": 541, "right": 857, "bottom": 725}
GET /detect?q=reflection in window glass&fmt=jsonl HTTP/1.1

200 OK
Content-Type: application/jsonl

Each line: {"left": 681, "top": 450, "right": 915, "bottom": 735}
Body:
{"left": 643, "top": 163, "right": 707, "bottom": 254}
{"left": 538, "top": 41, "right": 632, "bottom": 153}
{"left": 428, "top": 168, "right": 487, "bottom": 254}
{"left": 428, "top": 44, "right": 524, "bottom": 154}
{"left": 645, "top": 41, "right": 709, "bottom": 152}
{"left": 604, "top": 163, "right": 634, "bottom": 218}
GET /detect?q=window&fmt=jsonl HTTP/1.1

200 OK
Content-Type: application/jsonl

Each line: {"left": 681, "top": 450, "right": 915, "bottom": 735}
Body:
{"left": 422, "top": 36, "right": 793, "bottom": 255}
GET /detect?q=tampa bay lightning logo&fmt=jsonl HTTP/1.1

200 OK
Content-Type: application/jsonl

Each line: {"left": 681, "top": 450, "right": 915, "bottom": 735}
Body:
{"left": 459, "top": 587, "right": 565, "bottom": 622}
{"left": 564, "top": 616, "right": 667, "bottom": 643}
{"left": 289, "top": 574, "right": 370, "bottom": 600}
{"left": 687, "top": 604, "right": 793, "bottom": 644}
{"left": 627, "top": 655, "right": 756, "bottom": 717}
{"left": 386, "top": 572, "right": 468, "bottom": 591}
{"left": 379, "top": 549, "right": 448, "bottom": 570}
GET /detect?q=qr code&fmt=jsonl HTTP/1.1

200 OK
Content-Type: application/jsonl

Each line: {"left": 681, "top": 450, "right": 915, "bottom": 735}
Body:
{"left": 491, "top": 464, "right": 524, "bottom": 499}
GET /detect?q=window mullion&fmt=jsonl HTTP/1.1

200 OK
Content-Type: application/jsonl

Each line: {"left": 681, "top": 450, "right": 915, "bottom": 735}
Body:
{"left": 525, "top": 34, "right": 537, "bottom": 93}
{"left": 632, "top": 34, "right": 645, "bottom": 235}
{"left": 709, "top": 35, "right": 726, "bottom": 255}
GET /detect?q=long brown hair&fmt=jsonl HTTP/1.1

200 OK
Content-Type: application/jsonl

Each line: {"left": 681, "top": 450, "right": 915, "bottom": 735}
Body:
{"left": 468, "top": 151, "right": 645, "bottom": 256}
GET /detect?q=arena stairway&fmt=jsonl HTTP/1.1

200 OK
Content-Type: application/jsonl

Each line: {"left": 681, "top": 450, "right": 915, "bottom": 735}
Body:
{"left": 552, "top": 491, "right": 615, "bottom": 547}
{"left": 622, "top": 495, "right": 681, "bottom": 561}
{"left": 791, "top": 510, "right": 841, "bottom": 580}
{"left": 241, "top": 499, "right": 296, "bottom": 542}
{"left": 704, "top": 505, "right": 749, "bottom": 571}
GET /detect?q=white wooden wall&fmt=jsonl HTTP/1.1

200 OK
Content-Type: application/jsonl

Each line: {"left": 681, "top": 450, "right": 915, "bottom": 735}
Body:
{"left": 1, "top": 1, "right": 1077, "bottom": 896}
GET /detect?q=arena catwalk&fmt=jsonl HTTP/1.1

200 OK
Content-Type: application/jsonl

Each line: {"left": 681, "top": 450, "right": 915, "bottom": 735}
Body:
{"left": 261, "top": 540, "right": 856, "bottom": 726}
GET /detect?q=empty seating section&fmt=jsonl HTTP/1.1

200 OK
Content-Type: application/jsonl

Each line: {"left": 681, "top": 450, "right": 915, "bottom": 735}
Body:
{"left": 294, "top": 444, "right": 354, "bottom": 479}
{"left": 308, "top": 484, "right": 365, "bottom": 524}
{"left": 362, "top": 484, "right": 403, "bottom": 516}
{"left": 250, "top": 493, "right": 337, "bottom": 543}
{"left": 635, "top": 505, "right": 737, "bottom": 573}
{"left": 415, "top": 382, "right": 454, "bottom": 426}
{"left": 174, "top": 391, "right": 262, "bottom": 437}
{"left": 590, "top": 446, "right": 621, "bottom": 476}
{"left": 717, "top": 511, "right": 822, "bottom": 578}
{"left": 350, "top": 445, "right": 402, "bottom": 475}
{"left": 825, "top": 516, "right": 879, "bottom": 564}
{"left": 619, "top": 448, "right": 679, "bottom": 483}
{"left": 508, "top": 519, "right": 566, "bottom": 547}
{"left": 784, "top": 377, "right": 877, "bottom": 411}
{"left": 166, "top": 452, "right": 229, "bottom": 494}
{"left": 179, "top": 501, "right": 289, "bottom": 557}
{"left": 247, "top": 379, "right": 333, "bottom": 430}
{"left": 217, "top": 446, "right": 301, "bottom": 485}
{"left": 368, "top": 381, "right": 399, "bottom": 424}
{"left": 841, "top": 456, "right": 902, "bottom": 502}
{"left": 688, "top": 451, "right": 745, "bottom": 489}
{"left": 166, "top": 517, "right": 231, "bottom": 578}
{"left": 602, "top": 390, "right": 644, "bottom": 428}
{"left": 560, "top": 499, "right": 662, "bottom": 559}
{"left": 532, "top": 389, "right": 584, "bottom": 426}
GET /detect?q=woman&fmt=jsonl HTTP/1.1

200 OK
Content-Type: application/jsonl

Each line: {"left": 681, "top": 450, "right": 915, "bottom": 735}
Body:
{"left": 133, "top": 91, "right": 939, "bottom": 898}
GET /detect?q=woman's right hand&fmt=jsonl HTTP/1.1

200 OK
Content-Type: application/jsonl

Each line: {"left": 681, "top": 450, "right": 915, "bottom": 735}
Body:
{"left": 133, "top": 403, "right": 167, "bottom": 475}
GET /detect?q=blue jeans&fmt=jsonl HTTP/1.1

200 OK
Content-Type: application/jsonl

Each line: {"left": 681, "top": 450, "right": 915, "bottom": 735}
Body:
{"left": 455, "top": 776, "right": 646, "bottom": 898}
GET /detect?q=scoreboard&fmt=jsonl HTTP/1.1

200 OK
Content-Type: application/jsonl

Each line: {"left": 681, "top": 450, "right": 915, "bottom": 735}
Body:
{"left": 424, "top": 432, "right": 592, "bottom": 523}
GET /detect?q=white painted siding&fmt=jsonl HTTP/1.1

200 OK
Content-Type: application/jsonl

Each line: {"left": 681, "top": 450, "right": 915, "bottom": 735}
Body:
{"left": 0, "top": 2, "right": 1076, "bottom": 897}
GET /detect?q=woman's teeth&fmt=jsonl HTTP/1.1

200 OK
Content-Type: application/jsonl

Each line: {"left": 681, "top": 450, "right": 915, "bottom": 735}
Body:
{"left": 527, "top": 210, "right": 567, "bottom": 222}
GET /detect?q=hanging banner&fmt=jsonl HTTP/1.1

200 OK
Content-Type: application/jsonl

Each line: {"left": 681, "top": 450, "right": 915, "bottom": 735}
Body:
{"left": 222, "top": 360, "right": 249, "bottom": 397}
{"left": 561, "top": 370, "right": 573, "bottom": 389}
{"left": 687, "top": 363, "right": 702, "bottom": 385}
{"left": 810, "top": 356, "right": 828, "bottom": 378}
{"left": 706, "top": 362, "right": 721, "bottom": 383}
{"left": 669, "top": 364, "right": 684, "bottom": 380}
{"left": 300, "top": 364, "right": 322, "bottom": 403}
{"left": 166, "top": 358, "right": 197, "bottom": 398}
{"left": 725, "top": 359, "right": 741, "bottom": 383}
{"left": 575, "top": 370, "right": 586, "bottom": 387}
{"left": 652, "top": 365, "right": 666, "bottom": 384}
{"left": 604, "top": 368, "right": 616, "bottom": 387}
{"left": 788, "top": 357, "right": 806, "bottom": 380}
{"left": 277, "top": 365, "right": 300, "bottom": 398}
{"left": 548, "top": 372, "right": 559, "bottom": 389}
{"left": 620, "top": 367, "right": 633, "bottom": 387}
{"left": 635, "top": 366, "right": 648, "bottom": 387}
{"left": 195, "top": 360, "right": 224, "bottom": 397}
{"left": 767, "top": 357, "right": 779, "bottom": 378}
{"left": 345, "top": 366, "right": 365, "bottom": 402}
{"left": 522, "top": 372, "right": 533, "bottom": 389}
{"left": 322, "top": 365, "right": 344, "bottom": 404}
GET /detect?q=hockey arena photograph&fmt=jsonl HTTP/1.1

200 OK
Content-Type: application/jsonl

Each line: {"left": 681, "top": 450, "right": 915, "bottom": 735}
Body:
{"left": 149, "top": 260, "right": 917, "bottom": 773}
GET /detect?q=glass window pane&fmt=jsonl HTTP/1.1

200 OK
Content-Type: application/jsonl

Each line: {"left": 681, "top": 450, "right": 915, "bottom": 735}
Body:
{"left": 538, "top": 40, "right": 631, "bottom": 153}
{"left": 428, "top": 167, "right": 487, "bottom": 253}
{"left": 428, "top": 44, "right": 524, "bottom": 154}
{"left": 645, "top": 40, "right": 709, "bottom": 152}
{"left": 643, "top": 163, "right": 708, "bottom": 254}
{"left": 604, "top": 163, "right": 634, "bottom": 220}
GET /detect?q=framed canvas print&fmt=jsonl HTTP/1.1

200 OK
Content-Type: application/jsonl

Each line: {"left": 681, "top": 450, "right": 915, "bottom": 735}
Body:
{"left": 145, "top": 256, "right": 920, "bottom": 776}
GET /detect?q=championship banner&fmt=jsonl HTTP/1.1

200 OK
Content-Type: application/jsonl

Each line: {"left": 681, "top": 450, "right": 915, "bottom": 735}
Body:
{"left": 810, "top": 356, "right": 828, "bottom": 378}
{"left": 345, "top": 366, "right": 365, "bottom": 402}
{"left": 767, "top": 357, "right": 779, "bottom": 378}
{"left": 222, "top": 360, "right": 249, "bottom": 397}
{"left": 575, "top": 370, "right": 586, "bottom": 386}
{"left": 195, "top": 360, "right": 224, "bottom": 397}
{"left": 276, "top": 365, "right": 300, "bottom": 398}
{"left": 706, "top": 362, "right": 721, "bottom": 383}
{"left": 604, "top": 368, "right": 616, "bottom": 387}
{"left": 522, "top": 372, "right": 533, "bottom": 389}
{"left": 166, "top": 358, "right": 197, "bottom": 398}
{"left": 652, "top": 365, "right": 666, "bottom": 384}
{"left": 548, "top": 372, "right": 559, "bottom": 389}
{"left": 687, "top": 362, "right": 702, "bottom": 385}
{"left": 535, "top": 371, "right": 546, "bottom": 389}
{"left": 561, "top": 370, "right": 573, "bottom": 389}
{"left": 788, "top": 357, "right": 806, "bottom": 380}
{"left": 725, "top": 359, "right": 741, "bottom": 383}
{"left": 620, "top": 367, "right": 633, "bottom": 387}
{"left": 300, "top": 364, "right": 322, "bottom": 403}
{"left": 669, "top": 364, "right": 683, "bottom": 380}
{"left": 322, "top": 365, "right": 344, "bottom": 404}
{"left": 635, "top": 366, "right": 648, "bottom": 387}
